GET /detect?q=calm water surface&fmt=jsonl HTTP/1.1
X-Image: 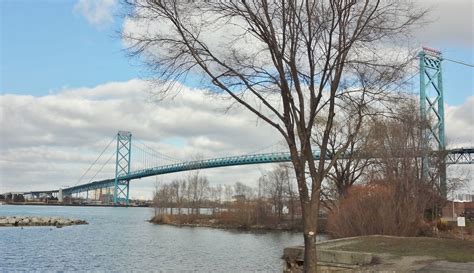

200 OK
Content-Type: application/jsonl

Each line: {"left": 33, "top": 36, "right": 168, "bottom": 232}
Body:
{"left": 0, "top": 205, "right": 316, "bottom": 272}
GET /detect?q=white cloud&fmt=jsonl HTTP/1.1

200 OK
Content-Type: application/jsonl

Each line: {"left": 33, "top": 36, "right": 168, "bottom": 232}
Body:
{"left": 0, "top": 79, "right": 282, "bottom": 198}
{"left": 446, "top": 96, "right": 474, "bottom": 147}
{"left": 74, "top": 0, "right": 117, "bottom": 28}
{"left": 415, "top": 0, "right": 473, "bottom": 48}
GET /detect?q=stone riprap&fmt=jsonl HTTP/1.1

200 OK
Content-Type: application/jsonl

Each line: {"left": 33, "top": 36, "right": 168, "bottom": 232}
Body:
{"left": 0, "top": 216, "right": 88, "bottom": 227}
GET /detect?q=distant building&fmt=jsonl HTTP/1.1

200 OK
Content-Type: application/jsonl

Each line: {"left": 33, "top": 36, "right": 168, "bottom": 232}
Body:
{"left": 232, "top": 194, "right": 246, "bottom": 202}
{"left": 99, "top": 193, "right": 114, "bottom": 204}
{"left": 442, "top": 201, "right": 474, "bottom": 220}
{"left": 454, "top": 193, "right": 473, "bottom": 202}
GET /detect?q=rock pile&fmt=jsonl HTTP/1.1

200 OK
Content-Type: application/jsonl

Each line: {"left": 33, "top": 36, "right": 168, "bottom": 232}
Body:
{"left": 0, "top": 216, "right": 88, "bottom": 227}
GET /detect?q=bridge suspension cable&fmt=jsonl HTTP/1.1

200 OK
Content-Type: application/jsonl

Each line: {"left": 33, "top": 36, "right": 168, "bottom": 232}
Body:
{"left": 131, "top": 139, "right": 183, "bottom": 171}
{"left": 443, "top": 58, "right": 474, "bottom": 68}
{"left": 133, "top": 139, "right": 182, "bottom": 162}
{"left": 86, "top": 151, "right": 116, "bottom": 184}
{"left": 74, "top": 136, "right": 116, "bottom": 186}
{"left": 243, "top": 140, "right": 288, "bottom": 155}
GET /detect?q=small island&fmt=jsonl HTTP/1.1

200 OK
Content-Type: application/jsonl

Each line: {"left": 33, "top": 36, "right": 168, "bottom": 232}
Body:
{"left": 0, "top": 216, "right": 88, "bottom": 227}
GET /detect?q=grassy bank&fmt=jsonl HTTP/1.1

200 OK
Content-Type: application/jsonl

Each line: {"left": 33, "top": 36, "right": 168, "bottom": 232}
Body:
{"left": 327, "top": 236, "right": 474, "bottom": 263}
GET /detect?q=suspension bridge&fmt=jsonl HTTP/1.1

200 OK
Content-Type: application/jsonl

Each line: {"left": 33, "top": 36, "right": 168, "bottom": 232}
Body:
{"left": 4, "top": 48, "right": 474, "bottom": 205}
{"left": 12, "top": 133, "right": 473, "bottom": 206}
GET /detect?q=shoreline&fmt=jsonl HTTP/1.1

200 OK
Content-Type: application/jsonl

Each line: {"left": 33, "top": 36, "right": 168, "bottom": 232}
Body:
{"left": 149, "top": 220, "right": 305, "bottom": 233}
{"left": 147, "top": 214, "right": 319, "bottom": 233}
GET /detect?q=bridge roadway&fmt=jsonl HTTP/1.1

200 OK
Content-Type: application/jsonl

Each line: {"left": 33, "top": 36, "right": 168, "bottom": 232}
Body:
{"left": 9, "top": 148, "right": 474, "bottom": 197}
{"left": 63, "top": 151, "right": 300, "bottom": 195}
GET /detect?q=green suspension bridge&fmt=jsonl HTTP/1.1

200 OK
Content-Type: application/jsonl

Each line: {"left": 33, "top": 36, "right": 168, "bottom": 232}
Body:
{"left": 6, "top": 48, "right": 474, "bottom": 205}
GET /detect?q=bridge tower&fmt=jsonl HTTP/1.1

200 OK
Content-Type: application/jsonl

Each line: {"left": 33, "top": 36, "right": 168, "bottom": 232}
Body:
{"left": 419, "top": 47, "right": 446, "bottom": 197}
{"left": 114, "top": 131, "right": 132, "bottom": 205}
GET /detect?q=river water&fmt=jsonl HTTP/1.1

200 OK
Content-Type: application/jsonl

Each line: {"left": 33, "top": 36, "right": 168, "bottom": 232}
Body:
{"left": 0, "top": 205, "right": 319, "bottom": 272}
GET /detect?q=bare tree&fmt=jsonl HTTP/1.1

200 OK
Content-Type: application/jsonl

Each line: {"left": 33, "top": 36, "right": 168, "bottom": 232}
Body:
{"left": 153, "top": 180, "right": 161, "bottom": 216}
{"left": 123, "top": 1, "right": 425, "bottom": 270}
{"left": 209, "top": 184, "right": 223, "bottom": 214}
{"left": 366, "top": 100, "right": 442, "bottom": 220}
{"left": 328, "top": 99, "right": 445, "bottom": 237}
{"left": 185, "top": 176, "right": 193, "bottom": 214}
{"left": 187, "top": 171, "right": 199, "bottom": 215}
{"left": 215, "top": 184, "right": 223, "bottom": 205}
{"left": 262, "top": 164, "right": 290, "bottom": 220}
{"left": 187, "top": 170, "right": 209, "bottom": 215}
{"left": 234, "top": 181, "right": 255, "bottom": 224}
{"left": 234, "top": 181, "right": 255, "bottom": 199}
{"left": 368, "top": 101, "right": 425, "bottom": 182}
{"left": 196, "top": 175, "right": 210, "bottom": 214}
{"left": 171, "top": 179, "right": 186, "bottom": 215}
{"left": 260, "top": 164, "right": 299, "bottom": 223}
{"left": 224, "top": 184, "right": 234, "bottom": 202}
{"left": 284, "top": 165, "right": 299, "bottom": 224}
{"left": 314, "top": 102, "right": 374, "bottom": 199}
{"left": 153, "top": 181, "right": 173, "bottom": 215}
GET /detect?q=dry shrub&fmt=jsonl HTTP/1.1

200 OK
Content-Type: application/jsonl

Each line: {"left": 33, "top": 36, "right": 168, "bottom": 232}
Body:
{"left": 436, "top": 220, "right": 452, "bottom": 232}
{"left": 466, "top": 221, "right": 474, "bottom": 235}
{"left": 214, "top": 201, "right": 286, "bottom": 228}
{"left": 216, "top": 201, "right": 259, "bottom": 228}
{"left": 215, "top": 210, "right": 239, "bottom": 225}
{"left": 151, "top": 214, "right": 173, "bottom": 224}
{"left": 327, "top": 181, "right": 434, "bottom": 238}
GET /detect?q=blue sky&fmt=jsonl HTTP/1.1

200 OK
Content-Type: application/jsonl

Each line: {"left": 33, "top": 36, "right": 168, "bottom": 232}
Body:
{"left": 1, "top": 0, "right": 473, "bottom": 105}
{"left": 1, "top": 0, "right": 139, "bottom": 95}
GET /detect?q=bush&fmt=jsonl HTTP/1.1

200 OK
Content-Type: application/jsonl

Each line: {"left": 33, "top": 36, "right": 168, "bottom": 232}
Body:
{"left": 151, "top": 214, "right": 173, "bottom": 224}
{"left": 327, "top": 182, "right": 434, "bottom": 238}
{"left": 436, "top": 220, "right": 453, "bottom": 232}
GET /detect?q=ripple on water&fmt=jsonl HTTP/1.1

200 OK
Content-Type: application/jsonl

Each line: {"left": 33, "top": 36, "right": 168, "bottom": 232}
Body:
{"left": 0, "top": 205, "right": 313, "bottom": 272}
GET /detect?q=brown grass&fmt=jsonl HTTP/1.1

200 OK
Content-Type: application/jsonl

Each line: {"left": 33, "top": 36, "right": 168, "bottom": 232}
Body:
{"left": 329, "top": 236, "right": 474, "bottom": 263}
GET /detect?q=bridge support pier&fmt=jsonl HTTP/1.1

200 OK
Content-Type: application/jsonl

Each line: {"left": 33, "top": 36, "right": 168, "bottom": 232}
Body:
{"left": 58, "top": 188, "right": 63, "bottom": 203}
{"left": 114, "top": 131, "right": 132, "bottom": 206}
{"left": 419, "top": 48, "right": 446, "bottom": 198}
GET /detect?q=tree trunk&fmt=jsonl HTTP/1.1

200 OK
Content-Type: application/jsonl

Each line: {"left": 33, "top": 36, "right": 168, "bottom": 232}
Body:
{"left": 302, "top": 202, "right": 319, "bottom": 273}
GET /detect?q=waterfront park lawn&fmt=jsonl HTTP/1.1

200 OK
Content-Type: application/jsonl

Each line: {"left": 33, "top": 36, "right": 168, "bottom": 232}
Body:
{"left": 326, "top": 236, "right": 474, "bottom": 263}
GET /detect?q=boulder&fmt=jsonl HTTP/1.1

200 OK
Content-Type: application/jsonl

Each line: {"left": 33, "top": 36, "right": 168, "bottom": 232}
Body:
{"left": 73, "top": 219, "right": 86, "bottom": 225}
{"left": 7, "top": 217, "right": 17, "bottom": 225}
{"left": 57, "top": 219, "right": 68, "bottom": 225}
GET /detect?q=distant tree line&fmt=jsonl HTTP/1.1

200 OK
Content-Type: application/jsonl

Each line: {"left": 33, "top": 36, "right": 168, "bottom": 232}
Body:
{"left": 152, "top": 164, "right": 306, "bottom": 229}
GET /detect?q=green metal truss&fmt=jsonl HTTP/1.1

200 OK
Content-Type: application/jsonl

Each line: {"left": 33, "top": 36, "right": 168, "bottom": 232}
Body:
{"left": 114, "top": 131, "right": 132, "bottom": 205}
{"left": 419, "top": 47, "right": 447, "bottom": 197}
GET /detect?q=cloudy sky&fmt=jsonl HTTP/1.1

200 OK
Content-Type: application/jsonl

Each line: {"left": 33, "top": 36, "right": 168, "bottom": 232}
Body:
{"left": 1, "top": 0, "right": 473, "bottom": 199}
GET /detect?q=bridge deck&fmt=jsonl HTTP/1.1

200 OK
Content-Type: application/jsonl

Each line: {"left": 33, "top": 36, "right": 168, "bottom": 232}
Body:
{"left": 58, "top": 149, "right": 473, "bottom": 195}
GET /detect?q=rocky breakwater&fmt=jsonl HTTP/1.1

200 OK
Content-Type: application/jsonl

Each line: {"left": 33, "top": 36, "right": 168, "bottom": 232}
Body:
{"left": 0, "top": 216, "right": 88, "bottom": 228}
